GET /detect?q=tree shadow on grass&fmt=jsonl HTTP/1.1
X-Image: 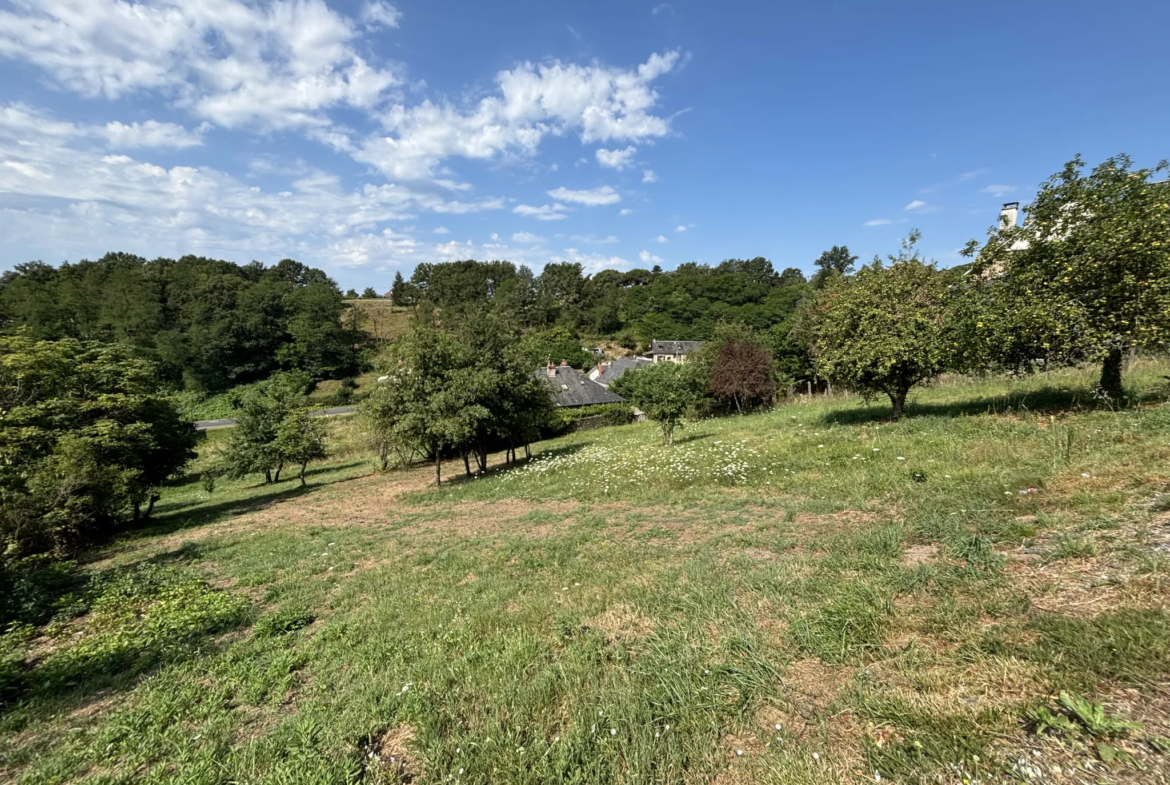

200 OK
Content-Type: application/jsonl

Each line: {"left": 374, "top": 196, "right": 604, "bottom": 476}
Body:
{"left": 131, "top": 460, "right": 370, "bottom": 540}
{"left": 673, "top": 433, "right": 713, "bottom": 445}
{"left": 815, "top": 386, "right": 1165, "bottom": 426}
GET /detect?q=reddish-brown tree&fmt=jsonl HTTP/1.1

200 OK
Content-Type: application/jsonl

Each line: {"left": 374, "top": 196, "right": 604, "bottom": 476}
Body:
{"left": 709, "top": 338, "right": 775, "bottom": 413}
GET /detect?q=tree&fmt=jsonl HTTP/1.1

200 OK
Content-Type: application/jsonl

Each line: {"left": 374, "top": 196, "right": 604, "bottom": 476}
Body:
{"left": 811, "top": 245, "right": 858, "bottom": 288}
{"left": 221, "top": 372, "right": 311, "bottom": 483}
{"left": 273, "top": 411, "right": 328, "bottom": 486}
{"left": 705, "top": 324, "right": 776, "bottom": 413}
{"left": 0, "top": 337, "right": 196, "bottom": 559}
{"left": 345, "top": 288, "right": 358, "bottom": 298}
{"left": 965, "top": 154, "right": 1170, "bottom": 399}
{"left": 793, "top": 232, "right": 961, "bottom": 420}
{"left": 361, "top": 287, "right": 379, "bottom": 299}
{"left": 390, "top": 271, "right": 407, "bottom": 305}
{"left": 611, "top": 362, "right": 705, "bottom": 445}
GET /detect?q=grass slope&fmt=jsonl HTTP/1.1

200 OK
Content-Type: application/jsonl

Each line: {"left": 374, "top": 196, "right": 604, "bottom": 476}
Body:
{"left": 3, "top": 363, "right": 1170, "bottom": 784}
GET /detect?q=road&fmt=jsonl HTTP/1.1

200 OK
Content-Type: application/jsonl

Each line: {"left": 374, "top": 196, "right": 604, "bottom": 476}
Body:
{"left": 194, "top": 405, "right": 357, "bottom": 432}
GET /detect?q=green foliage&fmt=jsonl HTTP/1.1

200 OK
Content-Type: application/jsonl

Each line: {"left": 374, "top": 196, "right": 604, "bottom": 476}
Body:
{"left": 273, "top": 411, "right": 329, "bottom": 485}
{"left": 0, "top": 336, "right": 196, "bottom": 563}
{"left": 254, "top": 608, "right": 316, "bottom": 638}
{"left": 968, "top": 154, "right": 1170, "bottom": 397}
{"left": 0, "top": 253, "right": 354, "bottom": 391}
{"left": 220, "top": 371, "right": 312, "bottom": 483}
{"left": 793, "top": 232, "right": 966, "bottom": 419}
{"left": 520, "top": 325, "right": 594, "bottom": 369}
{"left": 810, "top": 244, "right": 858, "bottom": 288}
{"left": 363, "top": 315, "right": 556, "bottom": 484}
{"left": 611, "top": 362, "right": 706, "bottom": 445}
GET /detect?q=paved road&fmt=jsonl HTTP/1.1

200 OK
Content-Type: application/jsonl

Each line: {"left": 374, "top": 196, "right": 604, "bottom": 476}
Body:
{"left": 194, "top": 405, "right": 357, "bottom": 431}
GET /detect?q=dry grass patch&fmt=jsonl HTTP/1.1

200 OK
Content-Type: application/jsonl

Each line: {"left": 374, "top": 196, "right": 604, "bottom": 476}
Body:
{"left": 582, "top": 603, "right": 655, "bottom": 644}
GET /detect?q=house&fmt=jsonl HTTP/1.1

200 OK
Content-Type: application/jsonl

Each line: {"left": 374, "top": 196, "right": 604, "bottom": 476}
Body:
{"left": 588, "top": 356, "right": 654, "bottom": 387}
{"left": 648, "top": 339, "right": 703, "bottom": 363}
{"left": 537, "top": 361, "right": 627, "bottom": 407}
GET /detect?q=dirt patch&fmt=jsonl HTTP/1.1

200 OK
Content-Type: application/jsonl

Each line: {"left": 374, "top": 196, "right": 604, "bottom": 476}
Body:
{"left": 899, "top": 543, "right": 940, "bottom": 567}
{"left": 362, "top": 723, "right": 419, "bottom": 782}
{"left": 583, "top": 604, "right": 655, "bottom": 643}
{"left": 773, "top": 658, "right": 854, "bottom": 744}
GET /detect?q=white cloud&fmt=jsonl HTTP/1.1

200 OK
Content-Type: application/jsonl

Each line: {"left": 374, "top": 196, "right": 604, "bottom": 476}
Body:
{"left": 981, "top": 184, "right": 1017, "bottom": 197}
{"left": 514, "top": 203, "right": 567, "bottom": 220}
{"left": 642, "top": 169, "right": 657, "bottom": 183}
{"left": 361, "top": 1, "right": 401, "bottom": 29}
{"left": 652, "top": 3, "right": 674, "bottom": 15}
{"left": 547, "top": 185, "right": 621, "bottom": 206}
{"left": 0, "top": 104, "right": 205, "bottom": 150}
{"left": 904, "top": 200, "right": 927, "bottom": 211}
{"left": 619, "top": 208, "right": 633, "bottom": 216}
{"left": 569, "top": 234, "right": 618, "bottom": 244}
{"left": 675, "top": 224, "right": 689, "bottom": 232}
{"left": 639, "top": 249, "right": 664, "bottom": 264}
{"left": 433, "top": 226, "right": 450, "bottom": 234}
{"left": 959, "top": 169, "right": 986, "bottom": 181}
{"left": 0, "top": 0, "right": 404, "bottom": 131}
{"left": 559, "top": 247, "right": 632, "bottom": 274}
{"left": 863, "top": 218, "right": 892, "bottom": 226}
{"left": 653, "top": 235, "right": 668, "bottom": 243}
{"left": 102, "top": 120, "right": 205, "bottom": 148}
{"left": 595, "top": 146, "right": 637, "bottom": 170}
{"left": 0, "top": 108, "right": 507, "bottom": 269}
{"left": 356, "top": 50, "right": 680, "bottom": 179}
{"left": 512, "top": 231, "right": 544, "bottom": 243}
{"left": 490, "top": 232, "right": 500, "bottom": 240}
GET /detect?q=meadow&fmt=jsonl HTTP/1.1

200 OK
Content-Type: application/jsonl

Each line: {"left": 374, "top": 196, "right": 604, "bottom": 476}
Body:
{"left": 3, "top": 363, "right": 1170, "bottom": 784}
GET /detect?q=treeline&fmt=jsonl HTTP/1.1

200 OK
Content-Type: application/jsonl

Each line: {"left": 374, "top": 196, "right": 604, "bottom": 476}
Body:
{"left": 0, "top": 254, "right": 363, "bottom": 392}
{"left": 390, "top": 256, "right": 828, "bottom": 347}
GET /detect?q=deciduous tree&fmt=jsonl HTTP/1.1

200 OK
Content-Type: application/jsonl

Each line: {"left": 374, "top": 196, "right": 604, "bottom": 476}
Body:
{"left": 794, "top": 232, "right": 961, "bottom": 420}
{"left": 965, "top": 154, "right": 1170, "bottom": 399}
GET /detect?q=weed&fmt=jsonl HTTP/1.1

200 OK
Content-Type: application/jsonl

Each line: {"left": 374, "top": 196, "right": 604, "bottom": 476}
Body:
{"left": 254, "top": 608, "right": 316, "bottom": 638}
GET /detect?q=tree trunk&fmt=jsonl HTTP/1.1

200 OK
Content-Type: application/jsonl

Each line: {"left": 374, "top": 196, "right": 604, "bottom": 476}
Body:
{"left": 434, "top": 457, "right": 442, "bottom": 487}
{"left": 145, "top": 493, "right": 159, "bottom": 519}
{"left": 274, "top": 461, "right": 284, "bottom": 483}
{"left": 462, "top": 450, "right": 472, "bottom": 477}
{"left": 133, "top": 501, "right": 141, "bottom": 522}
{"left": 889, "top": 388, "right": 908, "bottom": 421}
{"left": 1099, "top": 346, "right": 1124, "bottom": 400}
{"left": 265, "top": 469, "right": 273, "bottom": 484}
{"left": 524, "top": 443, "right": 531, "bottom": 460}
{"left": 299, "top": 462, "right": 308, "bottom": 486}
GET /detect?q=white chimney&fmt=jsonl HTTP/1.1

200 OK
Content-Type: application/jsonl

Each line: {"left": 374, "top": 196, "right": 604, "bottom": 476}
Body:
{"left": 1000, "top": 202, "right": 1019, "bottom": 230}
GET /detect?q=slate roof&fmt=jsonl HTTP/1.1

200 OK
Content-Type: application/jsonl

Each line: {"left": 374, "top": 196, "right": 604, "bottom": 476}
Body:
{"left": 650, "top": 340, "right": 703, "bottom": 356}
{"left": 594, "top": 356, "right": 654, "bottom": 387}
{"left": 536, "top": 365, "right": 627, "bottom": 407}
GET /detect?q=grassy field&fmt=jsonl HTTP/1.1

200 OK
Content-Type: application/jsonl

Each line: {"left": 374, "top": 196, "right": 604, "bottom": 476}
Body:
{"left": 3, "top": 363, "right": 1170, "bottom": 784}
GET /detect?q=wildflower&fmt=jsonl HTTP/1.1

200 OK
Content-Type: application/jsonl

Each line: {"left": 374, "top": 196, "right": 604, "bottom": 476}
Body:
{"left": 736, "top": 749, "right": 744, "bottom": 756}
{"left": 592, "top": 724, "right": 596, "bottom": 733}
{"left": 610, "top": 729, "right": 616, "bottom": 736}
{"left": 813, "top": 752, "right": 820, "bottom": 761}
{"left": 665, "top": 724, "right": 670, "bottom": 731}
{"left": 775, "top": 723, "right": 782, "bottom": 730}
{"left": 896, "top": 456, "right": 905, "bottom": 461}
{"left": 459, "top": 769, "right": 464, "bottom": 775}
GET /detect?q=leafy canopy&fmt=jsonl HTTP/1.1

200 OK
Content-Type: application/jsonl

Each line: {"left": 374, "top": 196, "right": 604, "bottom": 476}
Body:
{"left": 794, "top": 232, "right": 963, "bottom": 419}
{"left": 967, "top": 154, "right": 1170, "bottom": 397}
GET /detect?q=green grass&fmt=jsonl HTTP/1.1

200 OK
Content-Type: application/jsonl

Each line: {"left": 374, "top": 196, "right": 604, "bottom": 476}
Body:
{"left": 3, "top": 361, "right": 1170, "bottom": 784}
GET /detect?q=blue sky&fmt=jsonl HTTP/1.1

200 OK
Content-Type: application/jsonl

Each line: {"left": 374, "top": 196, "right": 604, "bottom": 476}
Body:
{"left": 1, "top": 0, "right": 1166, "bottom": 289}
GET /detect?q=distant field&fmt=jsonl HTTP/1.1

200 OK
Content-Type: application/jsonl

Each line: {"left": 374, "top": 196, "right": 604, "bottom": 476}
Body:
{"left": 345, "top": 298, "right": 414, "bottom": 343}
{"left": 4, "top": 362, "right": 1170, "bottom": 784}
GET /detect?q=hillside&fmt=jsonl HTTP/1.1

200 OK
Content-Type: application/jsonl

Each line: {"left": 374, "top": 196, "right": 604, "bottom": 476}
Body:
{"left": 345, "top": 298, "right": 415, "bottom": 343}
{"left": 3, "top": 363, "right": 1170, "bottom": 784}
